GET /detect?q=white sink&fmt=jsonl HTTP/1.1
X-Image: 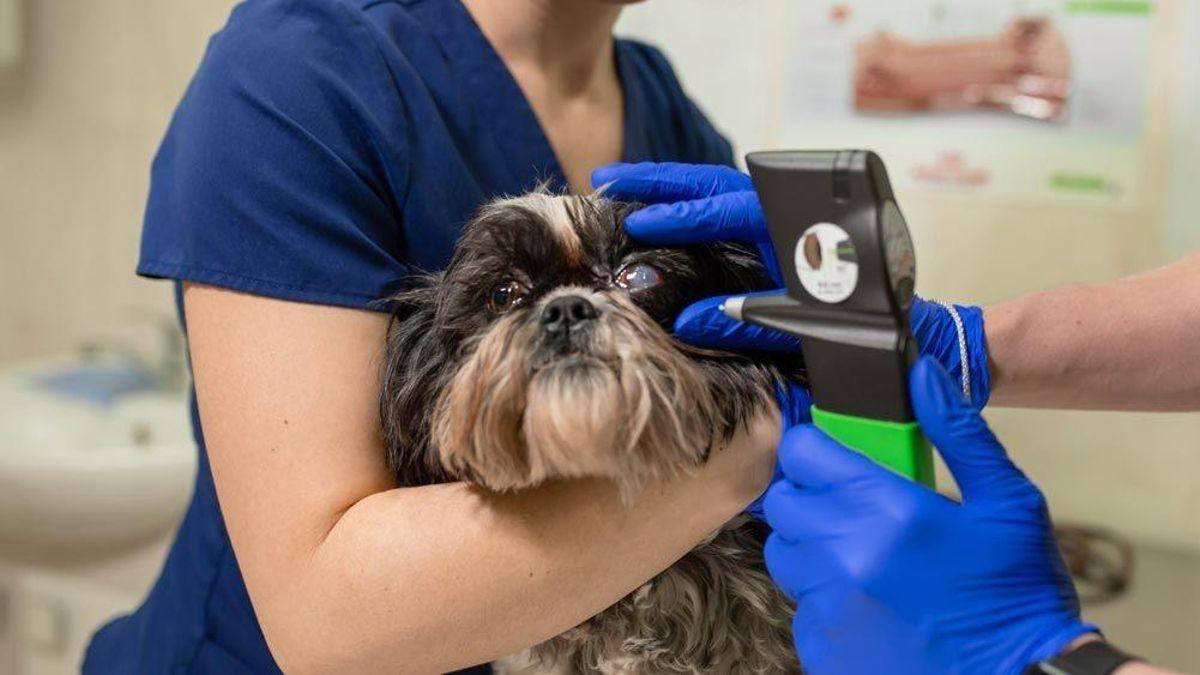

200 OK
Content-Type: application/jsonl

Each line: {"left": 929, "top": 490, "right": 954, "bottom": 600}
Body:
{"left": 0, "top": 358, "right": 196, "bottom": 557}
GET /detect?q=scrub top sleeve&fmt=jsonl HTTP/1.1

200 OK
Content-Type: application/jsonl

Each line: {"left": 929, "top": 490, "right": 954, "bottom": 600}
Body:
{"left": 137, "top": 0, "right": 412, "bottom": 311}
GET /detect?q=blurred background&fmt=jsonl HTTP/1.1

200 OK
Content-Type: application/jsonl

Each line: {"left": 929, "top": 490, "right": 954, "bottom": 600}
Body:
{"left": 0, "top": 0, "right": 1196, "bottom": 673}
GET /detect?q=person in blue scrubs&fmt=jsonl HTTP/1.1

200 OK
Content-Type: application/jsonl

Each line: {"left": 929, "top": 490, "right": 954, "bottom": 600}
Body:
{"left": 83, "top": 1, "right": 783, "bottom": 673}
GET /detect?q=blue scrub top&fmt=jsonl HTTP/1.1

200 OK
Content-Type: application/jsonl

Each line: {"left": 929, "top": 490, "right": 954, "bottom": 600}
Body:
{"left": 83, "top": 0, "right": 733, "bottom": 672}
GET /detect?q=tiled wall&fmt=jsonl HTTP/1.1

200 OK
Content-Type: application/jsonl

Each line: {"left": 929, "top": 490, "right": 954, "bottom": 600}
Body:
{"left": 0, "top": 1, "right": 239, "bottom": 362}
{"left": 0, "top": 0, "right": 1196, "bottom": 551}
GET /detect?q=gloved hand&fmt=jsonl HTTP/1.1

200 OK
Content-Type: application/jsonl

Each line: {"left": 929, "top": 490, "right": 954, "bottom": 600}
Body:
{"left": 762, "top": 357, "right": 1096, "bottom": 675}
{"left": 593, "top": 162, "right": 784, "bottom": 283}
{"left": 594, "top": 162, "right": 992, "bottom": 407}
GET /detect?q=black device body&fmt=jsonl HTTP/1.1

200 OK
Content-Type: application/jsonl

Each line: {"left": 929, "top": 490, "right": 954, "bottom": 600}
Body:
{"left": 744, "top": 150, "right": 919, "bottom": 423}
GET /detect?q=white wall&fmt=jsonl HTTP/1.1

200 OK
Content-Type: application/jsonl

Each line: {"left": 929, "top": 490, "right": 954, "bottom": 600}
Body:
{"left": 619, "top": 0, "right": 1200, "bottom": 553}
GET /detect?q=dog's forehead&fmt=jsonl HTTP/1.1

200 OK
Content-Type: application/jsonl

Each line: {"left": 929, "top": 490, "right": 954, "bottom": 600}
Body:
{"left": 480, "top": 192, "right": 617, "bottom": 266}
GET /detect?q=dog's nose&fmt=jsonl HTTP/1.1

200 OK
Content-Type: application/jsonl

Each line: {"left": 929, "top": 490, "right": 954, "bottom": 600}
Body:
{"left": 540, "top": 295, "right": 598, "bottom": 334}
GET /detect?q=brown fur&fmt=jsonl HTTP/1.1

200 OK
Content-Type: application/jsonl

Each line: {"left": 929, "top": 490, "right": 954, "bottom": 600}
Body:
{"left": 434, "top": 289, "right": 723, "bottom": 498}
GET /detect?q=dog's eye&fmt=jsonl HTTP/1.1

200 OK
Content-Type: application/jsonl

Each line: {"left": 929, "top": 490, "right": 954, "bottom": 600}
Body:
{"left": 487, "top": 280, "right": 529, "bottom": 313}
{"left": 615, "top": 263, "right": 664, "bottom": 292}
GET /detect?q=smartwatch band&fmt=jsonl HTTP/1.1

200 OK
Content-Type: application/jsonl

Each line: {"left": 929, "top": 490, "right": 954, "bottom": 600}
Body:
{"left": 1025, "top": 640, "right": 1142, "bottom": 675}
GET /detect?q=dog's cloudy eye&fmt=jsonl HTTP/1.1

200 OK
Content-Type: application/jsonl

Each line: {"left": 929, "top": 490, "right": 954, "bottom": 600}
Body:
{"left": 487, "top": 280, "right": 529, "bottom": 313}
{"left": 615, "top": 263, "right": 664, "bottom": 292}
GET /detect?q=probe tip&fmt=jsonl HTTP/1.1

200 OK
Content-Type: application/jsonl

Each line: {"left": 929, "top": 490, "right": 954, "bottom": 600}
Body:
{"left": 722, "top": 296, "right": 745, "bottom": 321}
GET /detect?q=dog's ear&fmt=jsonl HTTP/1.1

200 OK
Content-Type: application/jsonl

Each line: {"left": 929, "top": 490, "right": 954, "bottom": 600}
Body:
{"left": 380, "top": 275, "right": 456, "bottom": 485}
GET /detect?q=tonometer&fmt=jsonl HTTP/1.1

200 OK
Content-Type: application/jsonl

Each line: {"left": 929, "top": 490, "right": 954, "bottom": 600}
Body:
{"left": 724, "top": 150, "right": 935, "bottom": 487}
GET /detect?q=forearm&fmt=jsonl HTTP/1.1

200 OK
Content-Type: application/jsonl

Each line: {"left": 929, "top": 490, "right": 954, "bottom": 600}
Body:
{"left": 985, "top": 252, "right": 1200, "bottom": 411}
{"left": 257, "top": 420, "right": 772, "bottom": 674}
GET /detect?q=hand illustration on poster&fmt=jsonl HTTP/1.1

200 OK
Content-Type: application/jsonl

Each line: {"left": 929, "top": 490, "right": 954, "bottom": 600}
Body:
{"left": 783, "top": 1, "right": 1155, "bottom": 202}
{"left": 855, "top": 18, "right": 1071, "bottom": 122}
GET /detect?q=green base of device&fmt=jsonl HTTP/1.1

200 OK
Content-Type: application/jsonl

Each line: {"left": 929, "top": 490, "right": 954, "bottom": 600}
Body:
{"left": 811, "top": 406, "right": 935, "bottom": 488}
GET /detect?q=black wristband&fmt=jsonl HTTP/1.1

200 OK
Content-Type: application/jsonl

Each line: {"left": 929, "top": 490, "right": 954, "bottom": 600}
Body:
{"left": 1024, "top": 640, "right": 1141, "bottom": 675}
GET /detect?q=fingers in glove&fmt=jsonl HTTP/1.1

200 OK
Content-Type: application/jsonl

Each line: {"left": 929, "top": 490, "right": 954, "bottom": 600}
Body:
{"left": 910, "top": 357, "right": 1033, "bottom": 505}
{"left": 776, "top": 425, "right": 884, "bottom": 489}
{"left": 624, "top": 191, "right": 766, "bottom": 245}
{"left": 591, "top": 162, "right": 753, "bottom": 202}
{"left": 764, "top": 533, "right": 836, "bottom": 601}
{"left": 762, "top": 480, "right": 859, "bottom": 542}
{"left": 673, "top": 293, "right": 802, "bottom": 352}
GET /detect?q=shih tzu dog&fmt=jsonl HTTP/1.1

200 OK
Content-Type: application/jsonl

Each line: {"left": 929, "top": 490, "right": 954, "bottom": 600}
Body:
{"left": 380, "top": 191, "right": 803, "bottom": 674}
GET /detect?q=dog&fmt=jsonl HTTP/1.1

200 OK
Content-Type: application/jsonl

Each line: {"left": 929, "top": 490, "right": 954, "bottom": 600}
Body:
{"left": 380, "top": 191, "right": 803, "bottom": 674}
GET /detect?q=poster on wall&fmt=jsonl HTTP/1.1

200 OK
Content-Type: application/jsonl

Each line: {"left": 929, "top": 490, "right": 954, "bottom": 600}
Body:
{"left": 782, "top": 0, "right": 1155, "bottom": 203}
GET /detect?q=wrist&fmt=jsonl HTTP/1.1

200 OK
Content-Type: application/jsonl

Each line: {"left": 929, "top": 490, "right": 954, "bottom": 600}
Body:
{"left": 982, "top": 301, "right": 1019, "bottom": 403}
{"left": 961, "top": 302, "right": 991, "bottom": 406}
{"left": 1060, "top": 633, "right": 1105, "bottom": 656}
{"left": 1024, "top": 630, "right": 1147, "bottom": 675}
{"left": 911, "top": 298, "right": 990, "bottom": 407}
{"left": 1013, "top": 619, "right": 1102, "bottom": 675}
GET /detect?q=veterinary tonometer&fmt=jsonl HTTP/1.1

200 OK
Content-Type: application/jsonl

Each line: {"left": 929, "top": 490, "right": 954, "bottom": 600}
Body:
{"left": 724, "top": 150, "right": 935, "bottom": 487}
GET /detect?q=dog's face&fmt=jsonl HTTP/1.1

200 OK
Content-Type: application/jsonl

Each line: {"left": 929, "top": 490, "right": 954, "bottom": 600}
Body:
{"left": 382, "top": 193, "right": 788, "bottom": 495}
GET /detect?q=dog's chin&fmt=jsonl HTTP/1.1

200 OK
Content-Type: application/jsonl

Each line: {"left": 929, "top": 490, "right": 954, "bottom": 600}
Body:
{"left": 432, "top": 310, "right": 720, "bottom": 499}
{"left": 523, "top": 354, "right": 624, "bottom": 475}
{"left": 528, "top": 350, "right": 715, "bottom": 498}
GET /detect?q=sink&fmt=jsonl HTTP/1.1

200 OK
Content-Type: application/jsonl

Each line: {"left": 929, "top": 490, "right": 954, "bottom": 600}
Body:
{"left": 0, "top": 357, "right": 196, "bottom": 557}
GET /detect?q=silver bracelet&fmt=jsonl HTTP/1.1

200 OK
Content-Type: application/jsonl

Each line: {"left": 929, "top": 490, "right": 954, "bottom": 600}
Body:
{"left": 930, "top": 300, "right": 972, "bottom": 405}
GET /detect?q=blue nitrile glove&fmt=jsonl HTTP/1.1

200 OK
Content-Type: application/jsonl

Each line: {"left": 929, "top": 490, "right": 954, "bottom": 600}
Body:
{"left": 593, "top": 162, "right": 784, "bottom": 284}
{"left": 762, "top": 357, "right": 1096, "bottom": 675}
{"left": 908, "top": 298, "right": 991, "bottom": 407}
{"left": 594, "top": 161, "right": 992, "bottom": 407}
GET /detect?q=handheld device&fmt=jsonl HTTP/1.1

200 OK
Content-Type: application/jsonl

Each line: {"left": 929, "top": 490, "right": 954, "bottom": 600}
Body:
{"left": 724, "top": 150, "right": 935, "bottom": 487}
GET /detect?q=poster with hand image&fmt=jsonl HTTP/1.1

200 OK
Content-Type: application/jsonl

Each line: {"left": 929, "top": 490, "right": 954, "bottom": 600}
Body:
{"left": 782, "top": 0, "right": 1155, "bottom": 203}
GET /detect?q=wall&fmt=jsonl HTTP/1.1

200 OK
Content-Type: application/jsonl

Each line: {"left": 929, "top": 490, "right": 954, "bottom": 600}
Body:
{"left": 619, "top": 0, "right": 1200, "bottom": 553}
{"left": 0, "top": 1, "right": 240, "bottom": 362}
{"left": 1162, "top": 0, "right": 1200, "bottom": 254}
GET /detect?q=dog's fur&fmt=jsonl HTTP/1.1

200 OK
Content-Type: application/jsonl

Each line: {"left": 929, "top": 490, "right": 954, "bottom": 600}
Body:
{"left": 381, "top": 192, "right": 803, "bottom": 674}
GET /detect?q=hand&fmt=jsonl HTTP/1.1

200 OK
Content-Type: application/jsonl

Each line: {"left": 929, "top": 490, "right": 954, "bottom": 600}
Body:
{"left": 743, "top": 381, "right": 813, "bottom": 520}
{"left": 592, "top": 162, "right": 783, "bottom": 283}
{"left": 762, "top": 357, "right": 1095, "bottom": 675}
{"left": 595, "top": 161, "right": 992, "bottom": 407}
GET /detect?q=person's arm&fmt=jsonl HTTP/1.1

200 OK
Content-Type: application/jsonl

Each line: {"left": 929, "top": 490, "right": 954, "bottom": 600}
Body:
{"left": 184, "top": 283, "right": 778, "bottom": 675}
{"left": 984, "top": 252, "right": 1200, "bottom": 411}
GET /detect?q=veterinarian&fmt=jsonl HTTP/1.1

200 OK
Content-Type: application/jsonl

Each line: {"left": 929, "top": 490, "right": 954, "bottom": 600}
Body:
{"left": 84, "top": 2, "right": 794, "bottom": 673}
{"left": 596, "top": 162, "right": 1199, "bottom": 675}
